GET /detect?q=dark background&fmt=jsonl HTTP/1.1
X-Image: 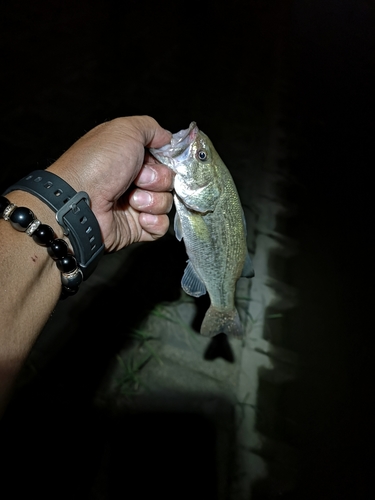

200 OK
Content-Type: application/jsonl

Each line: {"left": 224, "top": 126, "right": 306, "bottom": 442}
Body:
{"left": 1, "top": 1, "right": 374, "bottom": 498}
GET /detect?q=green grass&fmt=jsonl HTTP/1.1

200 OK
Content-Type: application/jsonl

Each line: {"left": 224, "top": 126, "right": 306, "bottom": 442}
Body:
{"left": 116, "top": 354, "right": 152, "bottom": 397}
{"left": 130, "top": 329, "right": 163, "bottom": 366}
{"left": 115, "top": 326, "right": 163, "bottom": 397}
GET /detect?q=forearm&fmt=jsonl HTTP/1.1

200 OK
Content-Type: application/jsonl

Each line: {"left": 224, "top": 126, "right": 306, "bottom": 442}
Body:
{"left": 0, "top": 115, "right": 173, "bottom": 416}
{"left": 0, "top": 190, "right": 65, "bottom": 413}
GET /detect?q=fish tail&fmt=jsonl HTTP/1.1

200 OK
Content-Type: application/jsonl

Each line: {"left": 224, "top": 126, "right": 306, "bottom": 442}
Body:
{"left": 200, "top": 306, "right": 243, "bottom": 338}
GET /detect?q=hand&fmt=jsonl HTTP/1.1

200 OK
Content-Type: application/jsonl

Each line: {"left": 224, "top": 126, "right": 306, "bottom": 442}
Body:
{"left": 48, "top": 116, "right": 174, "bottom": 252}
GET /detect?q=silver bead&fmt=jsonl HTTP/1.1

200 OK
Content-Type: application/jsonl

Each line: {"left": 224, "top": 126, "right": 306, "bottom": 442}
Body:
{"left": 2, "top": 203, "right": 17, "bottom": 220}
{"left": 61, "top": 267, "right": 83, "bottom": 287}
{"left": 26, "top": 219, "right": 41, "bottom": 236}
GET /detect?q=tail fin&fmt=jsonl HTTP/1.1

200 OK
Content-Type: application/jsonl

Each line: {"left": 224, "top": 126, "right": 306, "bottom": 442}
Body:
{"left": 200, "top": 306, "right": 243, "bottom": 338}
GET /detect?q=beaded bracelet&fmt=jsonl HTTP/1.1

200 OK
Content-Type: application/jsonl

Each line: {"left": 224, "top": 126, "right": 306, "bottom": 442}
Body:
{"left": 0, "top": 195, "right": 83, "bottom": 300}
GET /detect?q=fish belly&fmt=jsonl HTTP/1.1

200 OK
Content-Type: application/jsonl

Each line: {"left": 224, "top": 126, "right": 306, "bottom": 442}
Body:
{"left": 175, "top": 194, "right": 247, "bottom": 337}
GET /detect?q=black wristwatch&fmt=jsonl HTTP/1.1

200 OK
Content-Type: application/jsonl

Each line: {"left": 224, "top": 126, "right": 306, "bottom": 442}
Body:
{"left": 3, "top": 170, "right": 105, "bottom": 279}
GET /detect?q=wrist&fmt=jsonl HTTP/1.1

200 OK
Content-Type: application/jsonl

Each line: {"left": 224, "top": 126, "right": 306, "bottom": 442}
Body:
{"left": 1, "top": 192, "right": 84, "bottom": 299}
{"left": 46, "top": 162, "right": 84, "bottom": 197}
{"left": 3, "top": 170, "right": 105, "bottom": 280}
{"left": 0, "top": 193, "right": 62, "bottom": 305}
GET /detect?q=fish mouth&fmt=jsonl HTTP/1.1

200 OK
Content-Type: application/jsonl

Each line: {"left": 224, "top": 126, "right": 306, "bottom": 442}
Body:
{"left": 150, "top": 122, "right": 199, "bottom": 171}
{"left": 170, "top": 121, "right": 198, "bottom": 148}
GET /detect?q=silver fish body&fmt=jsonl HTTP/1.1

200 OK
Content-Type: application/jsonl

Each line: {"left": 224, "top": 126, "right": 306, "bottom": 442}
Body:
{"left": 150, "top": 122, "right": 254, "bottom": 337}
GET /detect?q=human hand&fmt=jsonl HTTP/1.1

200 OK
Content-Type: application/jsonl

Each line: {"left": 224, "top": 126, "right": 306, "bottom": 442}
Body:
{"left": 47, "top": 116, "right": 174, "bottom": 252}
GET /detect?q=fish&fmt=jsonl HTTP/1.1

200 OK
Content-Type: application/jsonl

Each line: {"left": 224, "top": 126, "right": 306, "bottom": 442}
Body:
{"left": 150, "top": 122, "right": 254, "bottom": 338}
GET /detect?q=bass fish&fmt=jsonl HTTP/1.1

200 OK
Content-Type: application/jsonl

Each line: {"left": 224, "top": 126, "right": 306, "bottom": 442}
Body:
{"left": 150, "top": 122, "right": 254, "bottom": 338}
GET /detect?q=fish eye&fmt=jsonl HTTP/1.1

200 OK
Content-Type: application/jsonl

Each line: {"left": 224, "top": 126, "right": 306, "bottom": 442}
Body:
{"left": 197, "top": 150, "right": 208, "bottom": 161}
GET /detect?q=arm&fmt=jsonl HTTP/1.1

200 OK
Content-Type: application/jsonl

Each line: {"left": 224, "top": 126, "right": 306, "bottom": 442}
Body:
{"left": 0, "top": 116, "right": 173, "bottom": 415}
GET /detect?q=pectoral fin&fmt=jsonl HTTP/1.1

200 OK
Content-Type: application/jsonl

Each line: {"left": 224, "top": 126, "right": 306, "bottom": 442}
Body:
{"left": 181, "top": 260, "right": 207, "bottom": 297}
{"left": 174, "top": 212, "right": 183, "bottom": 241}
{"left": 242, "top": 253, "right": 255, "bottom": 278}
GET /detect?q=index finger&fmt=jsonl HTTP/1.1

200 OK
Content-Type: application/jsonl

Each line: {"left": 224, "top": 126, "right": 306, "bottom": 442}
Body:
{"left": 131, "top": 115, "right": 172, "bottom": 149}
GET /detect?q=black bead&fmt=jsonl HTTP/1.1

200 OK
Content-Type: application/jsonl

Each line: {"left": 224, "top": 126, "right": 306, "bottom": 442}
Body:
{"left": 9, "top": 206, "right": 35, "bottom": 231}
{"left": 61, "top": 268, "right": 83, "bottom": 287}
{"left": 47, "top": 239, "right": 69, "bottom": 260}
{"left": 60, "top": 286, "right": 79, "bottom": 299}
{"left": 32, "top": 224, "right": 55, "bottom": 246}
{"left": 0, "top": 196, "right": 10, "bottom": 217}
{"left": 56, "top": 254, "right": 78, "bottom": 273}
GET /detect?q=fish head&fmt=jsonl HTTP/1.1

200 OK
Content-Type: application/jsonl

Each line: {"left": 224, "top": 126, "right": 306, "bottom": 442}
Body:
{"left": 150, "top": 122, "right": 215, "bottom": 181}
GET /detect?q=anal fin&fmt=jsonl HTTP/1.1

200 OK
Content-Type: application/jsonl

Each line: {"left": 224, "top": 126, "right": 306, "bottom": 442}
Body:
{"left": 174, "top": 211, "right": 183, "bottom": 241}
{"left": 181, "top": 260, "right": 207, "bottom": 297}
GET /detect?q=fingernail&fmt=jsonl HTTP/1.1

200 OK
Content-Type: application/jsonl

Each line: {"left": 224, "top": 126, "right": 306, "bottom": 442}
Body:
{"left": 143, "top": 214, "right": 158, "bottom": 225}
{"left": 139, "top": 166, "right": 156, "bottom": 185}
{"left": 133, "top": 191, "right": 152, "bottom": 207}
